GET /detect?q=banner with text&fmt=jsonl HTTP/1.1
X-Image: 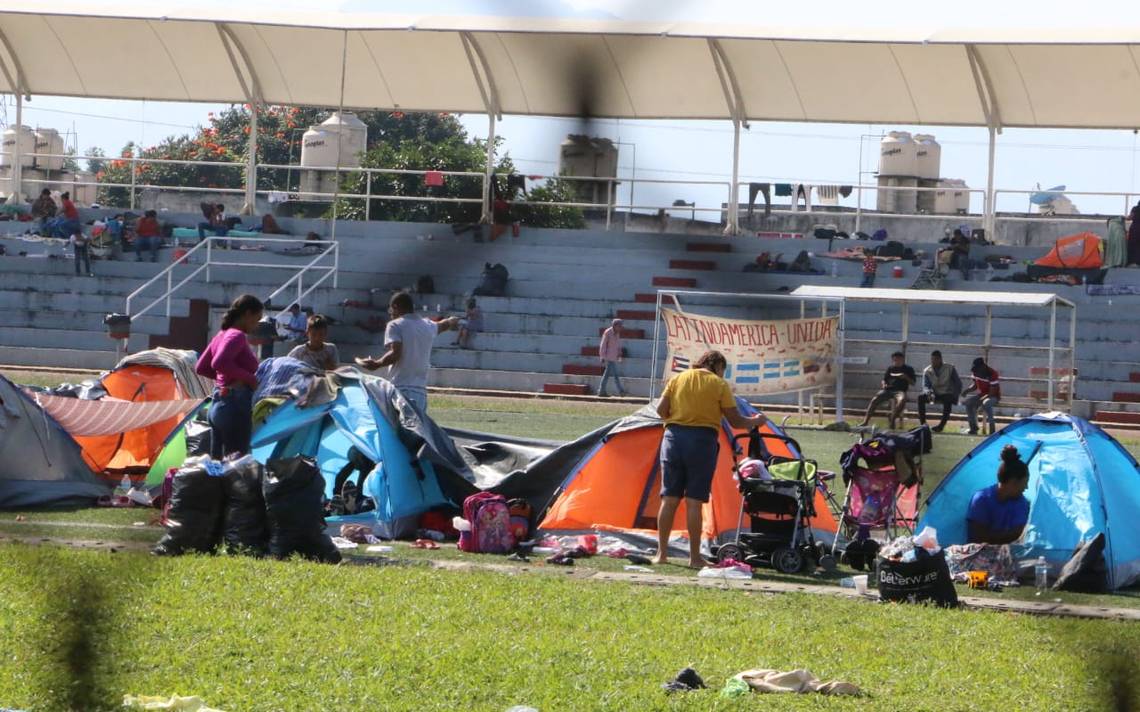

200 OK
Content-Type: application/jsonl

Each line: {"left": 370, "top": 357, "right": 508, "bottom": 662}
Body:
{"left": 661, "top": 308, "right": 839, "bottom": 395}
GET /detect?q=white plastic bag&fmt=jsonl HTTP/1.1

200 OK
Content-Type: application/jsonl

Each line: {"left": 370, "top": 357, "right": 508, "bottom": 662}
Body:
{"left": 913, "top": 526, "right": 941, "bottom": 554}
{"left": 452, "top": 516, "right": 471, "bottom": 532}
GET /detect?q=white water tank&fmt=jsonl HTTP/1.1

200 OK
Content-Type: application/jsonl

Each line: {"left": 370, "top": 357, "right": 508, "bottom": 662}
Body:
{"left": 913, "top": 134, "right": 941, "bottom": 180}
{"left": 1, "top": 125, "right": 36, "bottom": 169}
{"left": 300, "top": 111, "right": 367, "bottom": 169}
{"left": 879, "top": 131, "right": 916, "bottom": 178}
{"left": 33, "top": 128, "right": 65, "bottom": 171}
{"left": 934, "top": 179, "right": 969, "bottom": 214}
{"left": 877, "top": 175, "right": 918, "bottom": 214}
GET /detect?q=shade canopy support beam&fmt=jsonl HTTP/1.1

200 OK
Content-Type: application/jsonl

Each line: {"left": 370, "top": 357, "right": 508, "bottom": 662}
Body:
{"left": 0, "top": 27, "right": 29, "bottom": 202}
{"left": 709, "top": 39, "right": 749, "bottom": 236}
{"left": 967, "top": 45, "right": 1003, "bottom": 242}
{"left": 460, "top": 32, "right": 502, "bottom": 225}
{"left": 217, "top": 23, "right": 265, "bottom": 216}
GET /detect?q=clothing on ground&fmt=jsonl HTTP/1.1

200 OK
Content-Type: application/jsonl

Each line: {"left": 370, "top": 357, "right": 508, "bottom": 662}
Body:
{"left": 661, "top": 368, "right": 735, "bottom": 430}
{"left": 967, "top": 484, "right": 1030, "bottom": 536}
{"left": 384, "top": 315, "right": 440, "bottom": 390}
{"left": 287, "top": 342, "right": 340, "bottom": 370}
{"left": 725, "top": 668, "right": 860, "bottom": 697}
{"left": 196, "top": 328, "right": 258, "bottom": 389}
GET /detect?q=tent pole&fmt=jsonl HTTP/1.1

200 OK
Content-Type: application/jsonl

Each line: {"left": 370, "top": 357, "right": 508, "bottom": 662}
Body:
{"left": 649, "top": 290, "right": 663, "bottom": 400}
{"left": 1047, "top": 301, "right": 1057, "bottom": 410}
{"left": 1068, "top": 303, "right": 1077, "bottom": 411}
{"left": 984, "top": 124, "right": 997, "bottom": 242}
{"left": 836, "top": 300, "right": 846, "bottom": 423}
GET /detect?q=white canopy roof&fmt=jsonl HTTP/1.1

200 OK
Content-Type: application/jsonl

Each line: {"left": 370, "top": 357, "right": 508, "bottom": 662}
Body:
{"left": 2, "top": 3, "right": 1140, "bottom": 129}
{"left": 790, "top": 286, "right": 1075, "bottom": 308}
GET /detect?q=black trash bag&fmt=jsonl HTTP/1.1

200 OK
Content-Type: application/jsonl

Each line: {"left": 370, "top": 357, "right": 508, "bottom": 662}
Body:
{"left": 222, "top": 455, "right": 268, "bottom": 556}
{"left": 877, "top": 549, "right": 958, "bottom": 608}
{"left": 263, "top": 456, "right": 341, "bottom": 564}
{"left": 472, "top": 262, "right": 509, "bottom": 297}
{"left": 1053, "top": 533, "right": 1108, "bottom": 593}
{"left": 153, "top": 462, "right": 225, "bottom": 556}
{"left": 184, "top": 418, "right": 213, "bottom": 459}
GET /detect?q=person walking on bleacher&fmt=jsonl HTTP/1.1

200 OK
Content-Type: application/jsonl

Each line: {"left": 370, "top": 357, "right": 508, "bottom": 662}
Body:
{"left": 860, "top": 248, "right": 877, "bottom": 288}
{"left": 597, "top": 318, "right": 627, "bottom": 397}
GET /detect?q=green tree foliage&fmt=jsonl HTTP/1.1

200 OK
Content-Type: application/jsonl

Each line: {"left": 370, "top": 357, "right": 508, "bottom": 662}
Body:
{"left": 94, "top": 106, "right": 583, "bottom": 228}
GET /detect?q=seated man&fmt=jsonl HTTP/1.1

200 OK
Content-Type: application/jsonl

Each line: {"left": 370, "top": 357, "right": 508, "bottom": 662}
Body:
{"left": 918, "top": 350, "right": 961, "bottom": 432}
{"left": 967, "top": 445, "right": 1030, "bottom": 545}
{"left": 275, "top": 303, "right": 308, "bottom": 343}
{"left": 134, "top": 210, "right": 161, "bottom": 262}
{"left": 859, "top": 351, "right": 916, "bottom": 430}
{"left": 963, "top": 357, "right": 1001, "bottom": 435}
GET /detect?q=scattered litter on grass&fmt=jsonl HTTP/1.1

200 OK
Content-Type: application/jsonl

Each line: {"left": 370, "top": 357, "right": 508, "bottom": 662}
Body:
{"left": 122, "top": 693, "right": 225, "bottom": 711}
{"left": 662, "top": 667, "right": 706, "bottom": 693}
{"left": 365, "top": 545, "right": 394, "bottom": 554}
{"left": 331, "top": 537, "right": 358, "bottom": 550}
{"left": 624, "top": 565, "right": 653, "bottom": 573}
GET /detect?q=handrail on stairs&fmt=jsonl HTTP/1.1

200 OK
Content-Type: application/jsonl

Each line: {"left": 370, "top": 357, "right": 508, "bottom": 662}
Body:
{"left": 124, "top": 236, "right": 339, "bottom": 325}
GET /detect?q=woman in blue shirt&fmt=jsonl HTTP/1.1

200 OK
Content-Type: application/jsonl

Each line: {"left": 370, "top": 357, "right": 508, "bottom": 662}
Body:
{"left": 966, "top": 445, "right": 1031, "bottom": 545}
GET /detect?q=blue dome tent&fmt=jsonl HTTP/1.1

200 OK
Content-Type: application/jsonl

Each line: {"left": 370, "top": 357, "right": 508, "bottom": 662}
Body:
{"left": 919, "top": 412, "right": 1140, "bottom": 590}
{"left": 250, "top": 375, "right": 475, "bottom": 523}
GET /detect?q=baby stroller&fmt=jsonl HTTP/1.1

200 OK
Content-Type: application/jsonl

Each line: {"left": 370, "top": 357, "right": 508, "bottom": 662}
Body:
{"left": 713, "top": 430, "right": 834, "bottom": 574}
{"left": 826, "top": 425, "right": 930, "bottom": 571}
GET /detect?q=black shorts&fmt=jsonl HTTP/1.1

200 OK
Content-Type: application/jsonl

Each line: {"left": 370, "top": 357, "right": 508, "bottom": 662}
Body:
{"left": 660, "top": 425, "right": 720, "bottom": 502}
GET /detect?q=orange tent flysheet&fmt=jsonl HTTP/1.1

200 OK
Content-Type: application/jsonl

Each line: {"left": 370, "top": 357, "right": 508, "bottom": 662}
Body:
{"left": 74, "top": 365, "right": 191, "bottom": 477}
{"left": 539, "top": 422, "right": 836, "bottom": 544}
{"left": 1034, "top": 232, "right": 1103, "bottom": 269}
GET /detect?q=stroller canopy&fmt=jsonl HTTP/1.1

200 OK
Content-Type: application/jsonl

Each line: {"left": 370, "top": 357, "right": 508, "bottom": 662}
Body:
{"left": 919, "top": 412, "right": 1140, "bottom": 589}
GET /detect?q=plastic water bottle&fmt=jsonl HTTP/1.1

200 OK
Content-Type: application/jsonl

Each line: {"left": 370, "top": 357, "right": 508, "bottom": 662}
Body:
{"left": 1035, "top": 556, "right": 1048, "bottom": 595}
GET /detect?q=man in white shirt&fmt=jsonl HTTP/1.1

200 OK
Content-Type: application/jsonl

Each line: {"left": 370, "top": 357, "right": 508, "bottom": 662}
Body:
{"left": 355, "top": 291, "right": 458, "bottom": 411}
{"left": 275, "top": 303, "right": 308, "bottom": 342}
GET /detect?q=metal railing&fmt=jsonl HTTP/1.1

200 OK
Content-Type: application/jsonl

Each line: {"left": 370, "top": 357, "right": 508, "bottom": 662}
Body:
{"left": 124, "top": 235, "right": 338, "bottom": 322}
{"left": 11, "top": 151, "right": 1140, "bottom": 238}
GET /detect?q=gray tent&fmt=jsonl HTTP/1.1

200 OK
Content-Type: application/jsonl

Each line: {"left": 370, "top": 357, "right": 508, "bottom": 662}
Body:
{"left": 0, "top": 374, "right": 108, "bottom": 508}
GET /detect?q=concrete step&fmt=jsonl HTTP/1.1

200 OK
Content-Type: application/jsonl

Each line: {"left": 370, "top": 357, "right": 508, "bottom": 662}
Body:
{"left": 669, "top": 259, "right": 717, "bottom": 271}
{"left": 545, "top": 383, "right": 590, "bottom": 396}
{"left": 429, "top": 367, "right": 652, "bottom": 398}
{"left": 652, "top": 276, "right": 697, "bottom": 288}
{"left": 1093, "top": 411, "right": 1140, "bottom": 426}
{"left": 1113, "top": 392, "right": 1140, "bottom": 403}
{"left": 0, "top": 310, "right": 174, "bottom": 336}
{"left": 0, "top": 345, "right": 120, "bottom": 370}
{"left": 1132, "top": 373, "right": 1140, "bottom": 383}
{"left": 563, "top": 363, "right": 604, "bottom": 377}
{"left": 687, "top": 242, "right": 732, "bottom": 253}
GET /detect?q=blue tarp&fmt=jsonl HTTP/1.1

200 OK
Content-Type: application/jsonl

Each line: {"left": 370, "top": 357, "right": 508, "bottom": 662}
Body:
{"left": 919, "top": 412, "right": 1140, "bottom": 589}
{"left": 250, "top": 379, "right": 449, "bottom": 522}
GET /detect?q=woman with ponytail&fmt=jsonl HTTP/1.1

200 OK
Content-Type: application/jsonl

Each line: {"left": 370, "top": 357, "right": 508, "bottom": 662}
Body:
{"left": 195, "top": 294, "right": 264, "bottom": 458}
{"left": 966, "top": 444, "right": 1031, "bottom": 544}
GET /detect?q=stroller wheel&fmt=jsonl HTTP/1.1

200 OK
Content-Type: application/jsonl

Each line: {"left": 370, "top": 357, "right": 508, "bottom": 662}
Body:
{"left": 773, "top": 547, "right": 804, "bottom": 574}
{"left": 716, "top": 543, "right": 745, "bottom": 564}
{"left": 818, "top": 554, "right": 838, "bottom": 572}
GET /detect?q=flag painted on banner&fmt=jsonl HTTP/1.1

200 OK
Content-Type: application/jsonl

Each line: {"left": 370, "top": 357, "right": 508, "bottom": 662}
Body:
{"left": 661, "top": 307, "right": 839, "bottom": 395}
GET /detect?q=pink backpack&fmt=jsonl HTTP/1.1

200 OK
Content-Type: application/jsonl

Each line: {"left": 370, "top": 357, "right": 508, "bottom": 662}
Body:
{"left": 458, "top": 493, "right": 516, "bottom": 553}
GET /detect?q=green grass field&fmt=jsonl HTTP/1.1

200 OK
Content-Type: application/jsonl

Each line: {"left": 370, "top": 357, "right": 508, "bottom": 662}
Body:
{"left": 2, "top": 544, "right": 1139, "bottom": 712}
{"left": 4, "top": 375, "right": 1140, "bottom": 709}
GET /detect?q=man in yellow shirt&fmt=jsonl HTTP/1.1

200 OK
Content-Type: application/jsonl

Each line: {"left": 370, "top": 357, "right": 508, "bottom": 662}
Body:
{"left": 653, "top": 350, "right": 767, "bottom": 568}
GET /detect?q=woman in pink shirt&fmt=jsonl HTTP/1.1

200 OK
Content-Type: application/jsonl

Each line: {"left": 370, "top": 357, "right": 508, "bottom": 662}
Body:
{"left": 195, "top": 294, "right": 263, "bottom": 458}
{"left": 598, "top": 318, "right": 626, "bottom": 397}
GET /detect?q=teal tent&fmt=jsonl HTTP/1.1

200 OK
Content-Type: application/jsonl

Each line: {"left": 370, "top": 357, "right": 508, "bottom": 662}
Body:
{"left": 919, "top": 412, "right": 1140, "bottom": 589}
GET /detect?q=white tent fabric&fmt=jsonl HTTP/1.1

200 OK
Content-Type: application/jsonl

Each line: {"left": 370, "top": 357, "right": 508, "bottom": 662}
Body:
{"left": 2, "top": 3, "right": 1140, "bottom": 129}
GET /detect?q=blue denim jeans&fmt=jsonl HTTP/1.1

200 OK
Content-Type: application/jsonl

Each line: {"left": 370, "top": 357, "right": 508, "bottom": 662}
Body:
{"left": 209, "top": 385, "right": 253, "bottom": 459}
{"left": 599, "top": 360, "right": 625, "bottom": 395}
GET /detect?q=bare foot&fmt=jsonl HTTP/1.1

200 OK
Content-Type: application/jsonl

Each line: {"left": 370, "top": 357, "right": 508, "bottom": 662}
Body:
{"left": 651, "top": 555, "right": 668, "bottom": 566}
{"left": 687, "top": 559, "right": 708, "bottom": 569}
